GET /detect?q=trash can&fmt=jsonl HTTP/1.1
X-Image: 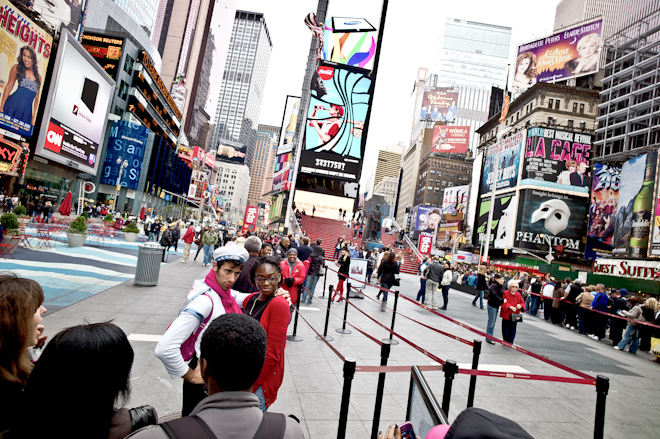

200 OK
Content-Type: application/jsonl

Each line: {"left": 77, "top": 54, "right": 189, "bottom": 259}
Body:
{"left": 135, "top": 242, "right": 163, "bottom": 286}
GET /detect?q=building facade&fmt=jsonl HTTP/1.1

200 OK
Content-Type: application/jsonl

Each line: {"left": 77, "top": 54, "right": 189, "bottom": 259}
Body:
{"left": 373, "top": 146, "right": 403, "bottom": 190}
{"left": 208, "top": 10, "right": 273, "bottom": 167}
{"left": 247, "top": 129, "right": 276, "bottom": 206}
{"left": 414, "top": 156, "right": 473, "bottom": 207}
{"left": 373, "top": 176, "right": 398, "bottom": 212}
{"left": 213, "top": 161, "right": 250, "bottom": 224}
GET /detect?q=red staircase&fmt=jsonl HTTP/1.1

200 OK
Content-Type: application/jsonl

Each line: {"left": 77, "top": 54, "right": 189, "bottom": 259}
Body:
{"left": 298, "top": 216, "right": 419, "bottom": 275}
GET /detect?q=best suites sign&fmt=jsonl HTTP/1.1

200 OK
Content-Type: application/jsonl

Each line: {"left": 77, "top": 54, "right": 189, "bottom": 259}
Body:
{"left": 593, "top": 259, "right": 660, "bottom": 281}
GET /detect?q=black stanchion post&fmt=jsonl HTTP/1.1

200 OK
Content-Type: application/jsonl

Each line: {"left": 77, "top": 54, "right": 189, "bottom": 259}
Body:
{"left": 382, "top": 290, "right": 400, "bottom": 345}
{"left": 370, "top": 340, "right": 392, "bottom": 439}
{"left": 317, "top": 282, "right": 334, "bottom": 341}
{"left": 466, "top": 340, "right": 482, "bottom": 408}
{"left": 321, "top": 265, "right": 328, "bottom": 298}
{"left": 594, "top": 375, "right": 609, "bottom": 439}
{"left": 441, "top": 359, "right": 458, "bottom": 417}
{"left": 336, "top": 282, "right": 352, "bottom": 334}
{"left": 286, "top": 297, "right": 303, "bottom": 342}
{"left": 337, "top": 357, "right": 357, "bottom": 439}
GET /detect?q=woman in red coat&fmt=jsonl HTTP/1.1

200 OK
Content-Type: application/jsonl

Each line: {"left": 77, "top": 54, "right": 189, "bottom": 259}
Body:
{"left": 243, "top": 256, "right": 291, "bottom": 410}
{"left": 280, "top": 248, "right": 306, "bottom": 305}
{"left": 500, "top": 279, "right": 525, "bottom": 344}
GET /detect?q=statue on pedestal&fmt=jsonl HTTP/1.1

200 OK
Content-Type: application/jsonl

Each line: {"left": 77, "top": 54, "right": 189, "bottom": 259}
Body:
{"left": 364, "top": 204, "right": 382, "bottom": 241}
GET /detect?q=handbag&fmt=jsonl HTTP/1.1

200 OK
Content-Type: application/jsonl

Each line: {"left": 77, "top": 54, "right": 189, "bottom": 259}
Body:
{"left": 392, "top": 278, "right": 401, "bottom": 287}
{"left": 318, "top": 265, "right": 325, "bottom": 276}
{"left": 510, "top": 313, "right": 523, "bottom": 323}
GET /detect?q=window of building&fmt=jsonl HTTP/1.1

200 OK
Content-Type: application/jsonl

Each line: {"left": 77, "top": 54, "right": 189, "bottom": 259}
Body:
{"left": 567, "top": 120, "right": 574, "bottom": 128}
{"left": 117, "top": 80, "right": 129, "bottom": 100}
{"left": 548, "top": 99, "right": 553, "bottom": 109}
{"left": 123, "top": 55, "right": 134, "bottom": 75}
{"left": 555, "top": 99, "right": 560, "bottom": 110}
{"left": 548, "top": 117, "right": 555, "bottom": 126}
{"left": 580, "top": 121, "right": 586, "bottom": 130}
{"left": 113, "top": 105, "right": 123, "bottom": 117}
{"left": 579, "top": 103, "right": 585, "bottom": 114}
{"left": 573, "top": 102, "right": 578, "bottom": 113}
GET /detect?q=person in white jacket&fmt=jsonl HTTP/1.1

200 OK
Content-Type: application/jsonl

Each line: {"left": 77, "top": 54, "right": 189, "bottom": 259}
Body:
{"left": 155, "top": 245, "right": 290, "bottom": 416}
{"left": 440, "top": 263, "right": 453, "bottom": 310}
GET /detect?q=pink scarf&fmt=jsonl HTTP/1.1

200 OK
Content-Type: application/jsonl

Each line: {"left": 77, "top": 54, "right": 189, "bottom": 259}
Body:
{"left": 205, "top": 270, "right": 242, "bottom": 314}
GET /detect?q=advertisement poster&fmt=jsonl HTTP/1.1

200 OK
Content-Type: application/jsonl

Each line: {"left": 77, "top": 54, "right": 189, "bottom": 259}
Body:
{"left": 411, "top": 205, "right": 442, "bottom": 240}
{"left": 99, "top": 121, "right": 149, "bottom": 190}
{"left": 436, "top": 221, "right": 461, "bottom": 247}
{"left": 481, "top": 131, "right": 525, "bottom": 194}
{"left": 515, "top": 189, "right": 588, "bottom": 256}
{"left": 419, "top": 87, "right": 458, "bottom": 122}
{"left": 35, "top": 30, "right": 114, "bottom": 175}
{"left": 300, "top": 62, "right": 371, "bottom": 183}
{"left": 431, "top": 126, "right": 469, "bottom": 154}
{"left": 476, "top": 193, "right": 517, "bottom": 249}
{"left": 0, "top": 136, "right": 28, "bottom": 177}
{"left": 418, "top": 233, "right": 433, "bottom": 257}
{"left": 513, "top": 19, "right": 603, "bottom": 90}
{"left": 585, "top": 163, "right": 620, "bottom": 260}
{"left": 322, "top": 17, "right": 376, "bottom": 71}
{"left": 349, "top": 258, "right": 369, "bottom": 289}
{"left": 521, "top": 127, "right": 592, "bottom": 193}
{"left": 0, "top": 1, "right": 53, "bottom": 138}
{"left": 276, "top": 95, "right": 300, "bottom": 155}
{"left": 33, "top": 0, "right": 88, "bottom": 39}
{"left": 652, "top": 155, "right": 660, "bottom": 257}
{"left": 81, "top": 32, "right": 123, "bottom": 79}
{"left": 612, "top": 151, "right": 657, "bottom": 258}
{"left": 441, "top": 184, "right": 469, "bottom": 220}
{"left": 271, "top": 152, "right": 292, "bottom": 193}
{"left": 293, "top": 190, "right": 354, "bottom": 220}
{"left": 241, "top": 205, "right": 258, "bottom": 234}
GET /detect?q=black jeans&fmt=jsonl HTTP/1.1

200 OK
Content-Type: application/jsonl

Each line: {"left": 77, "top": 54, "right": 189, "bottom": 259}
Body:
{"left": 543, "top": 298, "right": 553, "bottom": 320}
{"left": 502, "top": 319, "right": 518, "bottom": 344}
{"left": 182, "top": 355, "right": 206, "bottom": 416}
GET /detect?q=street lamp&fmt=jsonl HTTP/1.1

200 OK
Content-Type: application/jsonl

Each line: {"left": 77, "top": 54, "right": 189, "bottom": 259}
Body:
{"left": 115, "top": 156, "right": 129, "bottom": 212}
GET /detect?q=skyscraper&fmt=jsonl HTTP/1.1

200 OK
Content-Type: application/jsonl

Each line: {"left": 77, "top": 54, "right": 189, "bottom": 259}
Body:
{"left": 554, "top": 0, "right": 620, "bottom": 40}
{"left": 247, "top": 127, "right": 279, "bottom": 206}
{"left": 209, "top": 10, "right": 273, "bottom": 167}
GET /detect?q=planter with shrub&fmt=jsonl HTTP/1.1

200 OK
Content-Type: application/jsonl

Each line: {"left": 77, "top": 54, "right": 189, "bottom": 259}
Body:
{"left": 66, "top": 216, "right": 88, "bottom": 247}
{"left": 1, "top": 213, "right": 22, "bottom": 251}
{"left": 122, "top": 222, "right": 140, "bottom": 242}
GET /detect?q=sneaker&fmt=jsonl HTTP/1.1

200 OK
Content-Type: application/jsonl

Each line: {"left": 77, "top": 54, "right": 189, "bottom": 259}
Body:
{"left": 472, "top": 303, "right": 477, "bottom": 307}
{"left": 570, "top": 326, "right": 576, "bottom": 330}
{"left": 566, "top": 324, "right": 570, "bottom": 328}
{"left": 486, "top": 340, "right": 496, "bottom": 345}
{"left": 441, "top": 307, "right": 447, "bottom": 310}
{"left": 613, "top": 346, "right": 620, "bottom": 350}
{"left": 431, "top": 307, "right": 438, "bottom": 310}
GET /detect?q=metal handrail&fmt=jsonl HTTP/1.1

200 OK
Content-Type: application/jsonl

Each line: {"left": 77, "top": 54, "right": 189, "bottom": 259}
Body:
{"left": 392, "top": 218, "right": 423, "bottom": 262}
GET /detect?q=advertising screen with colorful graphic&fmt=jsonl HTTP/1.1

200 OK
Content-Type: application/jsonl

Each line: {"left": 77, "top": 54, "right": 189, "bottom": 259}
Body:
{"left": 322, "top": 17, "right": 376, "bottom": 71}
{"left": 585, "top": 163, "right": 620, "bottom": 260}
{"left": 0, "top": 136, "right": 29, "bottom": 178}
{"left": 277, "top": 95, "right": 300, "bottom": 155}
{"left": 431, "top": 126, "right": 469, "bottom": 154}
{"left": 410, "top": 205, "right": 443, "bottom": 240}
{"left": 441, "top": 185, "right": 469, "bottom": 221}
{"left": 300, "top": 62, "right": 371, "bottom": 183}
{"left": 420, "top": 88, "right": 459, "bottom": 122}
{"left": 271, "top": 152, "right": 292, "bottom": 193}
{"left": 81, "top": 32, "right": 123, "bottom": 79}
{"left": 241, "top": 205, "right": 258, "bottom": 234}
{"left": 513, "top": 19, "right": 603, "bottom": 90}
{"left": 436, "top": 221, "right": 461, "bottom": 247}
{"left": 515, "top": 189, "right": 588, "bottom": 256}
{"left": 612, "top": 151, "right": 657, "bottom": 258}
{"left": 34, "top": 29, "right": 114, "bottom": 175}
{"left": 481, "top": 131, "right": 525, "bottom": 194}
{"left": 0, "top": 0, "right": 54, "bottom": 138}
{"left": 520, "top": 127, "right": 592, "bottom": 193}
{"left": 651, "top": 155, "right": 660, "bottom": 257}
{"left": 476, "top": 193, "right": 517, "bottom": 249}
{"left": 418, "top": 233, "right": 433, "bottom": 257}
{"left": 99, "top": 121, "right": 149, "bottom": 190}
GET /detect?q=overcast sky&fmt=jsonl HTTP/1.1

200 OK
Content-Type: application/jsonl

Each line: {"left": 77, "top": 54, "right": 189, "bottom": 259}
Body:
{"left": 236, "top": 0, "right": 562, "bottom": 187}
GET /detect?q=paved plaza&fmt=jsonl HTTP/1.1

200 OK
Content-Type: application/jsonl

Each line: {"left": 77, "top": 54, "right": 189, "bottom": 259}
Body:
{"left": 32, "top": 255, "right": 660, "bottom": 439}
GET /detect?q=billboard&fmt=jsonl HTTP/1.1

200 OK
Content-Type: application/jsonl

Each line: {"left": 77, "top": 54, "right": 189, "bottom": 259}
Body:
{"left": 322, "top": 17, "right": 376, "bottom": 71}
{"left": 33, "top": 0, "right": 88, "bottom": 39}
{"left": 585, "top": 163, "right": 620, "bottom": 260}
{"left": 441, "top": 184, "right": 469, "bottom": 220}
{"left": 34, "top": 29, "right": 114, "bottom": 175}
{"left": 0, "top": 136, "right": 28, "bottom": 177}
{"left": 431, "top": 126, "right": 469, "bottom": 154}
{"left": 0, "top": 1, "right": 53, "bottom": 138}
{"left": 436, "top": 221, "right": 461, "bottom": 247}
{"left": 520, "top": 127, "right": 592, "bottom": 193}
{"left": 481, "top": 131, "right": 525, "bottom": 194}
{"left": 515, "top": 189, "right": 588, "bottom": 256}
{"left": 513, "top": 19, "right": 603, "bottom": 90}
{"left": 419, "top": 87, "right": 458, "bottom": 122}
{"left": 276, "top": 95, "right": 300, "bottom": 155}
{"left": 418, "top": 233, "right": 433, "bottom": 257}
{"left": 271, "top": 152, "right": 293, "bottom": 193}
{"left": 652, "top": 156, "right": 660, "bottom": 257}
{"left": 241, "top": 205, "right": 258, "bottom": 234}
{"left": 81, "top": 32, "right": 123, "bottom": 79}
{"left": 612, "top": 151, "right": 657, "bottom": 258}
{"left": 411, "top": 205, "right": 442, "bottom": 240}
{"left": 476, "top": 193, "right": 517, "bottom": 249}
{"left": 293, "top": 189, "right": 354, "bottom": 220}
{"left": 300, "top": 62, "right": 371, "bottom": 183}
{"left": 100, "top": 121, "right": 149, "bottom": 190}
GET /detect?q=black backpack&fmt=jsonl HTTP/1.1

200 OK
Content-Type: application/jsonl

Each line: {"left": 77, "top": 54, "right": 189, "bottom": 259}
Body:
{"left": 160, "top": 412, "right": 290, "bottom": 439}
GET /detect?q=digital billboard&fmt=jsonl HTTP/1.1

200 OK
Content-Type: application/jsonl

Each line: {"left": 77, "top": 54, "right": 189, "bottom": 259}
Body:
{"left": 585, "top": 163, "right": 620, "bottom": 260}
{"left": 441, "top": 184, "right": 469, "bottom": 221}
{"left": 476, "top": 193, "right": 517, "bottom": 249}
{"left": 100, "top": 121, "right": 149, "bottom": 190}
{"left": 293, "top": 189, "right": 354, "bottom": 220}
{"left": 612, "top": 151, "right": 657, "bottom": 259}
{"left": 520, "top": 127, "right": 592, "bottom": 193}
{"left": 300, "top": 62, "right": 371, "bottom": 183}
{"left": 481, "top": 131, "right": 525, "bottom": 194}
{"left": 33, "top": 0, "right": 88, "bottom": 39}
{"left": 436, "top": 221, "right": 461, "bottom": 247}
{"left": 34, "top": 29, "right": 114, "bottom": 175}
{"left": 271, "top": 152, "right": 293, "bottom": 193}
{"left": 0, "top": 135, "right": 28, "bottom": 178}
{"left": 410, "top": 205, "right": 442, "bottom": 240}
{"left": 515, "top": 189, "right": 588, "bottom": 256}
{"left": 431, "top": 126, "right": 469, "bottom": 154}
{"left": 81, "top": 32, "right": 123, "bottom": 79}
{"left": 513, "top": 19, "right": 603, "bottom": 90}
{"left": 276, "top": 95, "right": 300, "bottom": 155}
{"left": 420, "top": 88, "right": 458, "bottom": 122}
{"left": 322, "top": 17, "right": 376, "bottom": 71}
{"left": 0, "top": 0, "right": 53, "bottom": 138}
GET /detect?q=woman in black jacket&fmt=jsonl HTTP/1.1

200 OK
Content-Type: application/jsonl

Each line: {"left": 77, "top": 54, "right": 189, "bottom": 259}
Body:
{"left": 486, "top": 274, "right": 505, "bottom": 344}
{"left": 472, "top": 266, "right": 488, "bottom": 309}
{"left": 301, "top": 246, "right": 325, "bottom": 304}
{"left": 377, "top": 251, "right": 400, "bottom": 312}
{"left": 332, "top": 248, "right": 351, "bottom": 302}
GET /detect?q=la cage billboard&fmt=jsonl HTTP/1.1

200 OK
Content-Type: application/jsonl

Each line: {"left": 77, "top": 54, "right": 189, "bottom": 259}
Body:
{"left": 276, "top": 95, "right": 300, "bottom": 155}
{"left": 513, "top": 19, "right": 603, "bottom": 90}
{"left": 35, "top": 28, "right": 115, "bottom": 175}
{"left": 300, "top": 62, "right": 371, "bottom": 183}
{"left": 0, "top": 0, "right": 54, "bottom": 138}
{"left": 431, "top": 126, "right": 469, "bottom": 154}
{"left": 420, "top": 87, "right": 458, "bottom": 122}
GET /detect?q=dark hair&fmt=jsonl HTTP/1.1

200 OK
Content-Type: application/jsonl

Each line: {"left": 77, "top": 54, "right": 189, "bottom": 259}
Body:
{"left": 494, "top": 274, "right": 504, "bottom": 280}
{"left": 16, "top": 46, "right": 41, "bottom": 87}
{"left": 261, "top": 242, "right": 273, "bottom": 250}
{"left": 628, "top": 296, "right": 640, "bottom": 305}
{"left": 316, "top": 238, "right": 322, "bottom": 245}
{"left": 19, "top": 323, "right": 133, "bottom": 439}
{"left": 201, "top": 314, "right": 267, "bottom": 391}
{"left": 387, "top": 252, "right": 396, "bottom": 263}
{"left": 0, "top": 275, "right": 44, "bottom": 385}
{"left": 249, "top": 255, "right": 282, "bottom": 285}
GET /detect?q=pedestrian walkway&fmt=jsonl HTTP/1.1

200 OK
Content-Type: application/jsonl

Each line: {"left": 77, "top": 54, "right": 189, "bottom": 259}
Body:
{"left": 39, "top": 259, "right": 660, "bottom": 439}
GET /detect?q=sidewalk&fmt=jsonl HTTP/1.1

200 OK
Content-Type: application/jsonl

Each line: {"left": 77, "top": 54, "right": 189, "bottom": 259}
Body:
{"left": 42, "top": 259, "right": 660, "bottom": 439}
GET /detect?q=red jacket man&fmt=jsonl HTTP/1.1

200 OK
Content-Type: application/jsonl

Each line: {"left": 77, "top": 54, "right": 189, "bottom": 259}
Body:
{"left": 280, "top": 249, "right": 306, "bottom": 304}
{"left": 181, "top": 224, "right": 196, "bottom": 263}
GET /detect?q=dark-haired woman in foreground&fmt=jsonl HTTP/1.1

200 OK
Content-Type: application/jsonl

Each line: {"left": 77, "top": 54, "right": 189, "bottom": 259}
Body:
{"left": 244, "top": 256, "right": 291, "bottom": 411}
{"left": 15, "top": 322, "right": 157, "bottom": 439}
